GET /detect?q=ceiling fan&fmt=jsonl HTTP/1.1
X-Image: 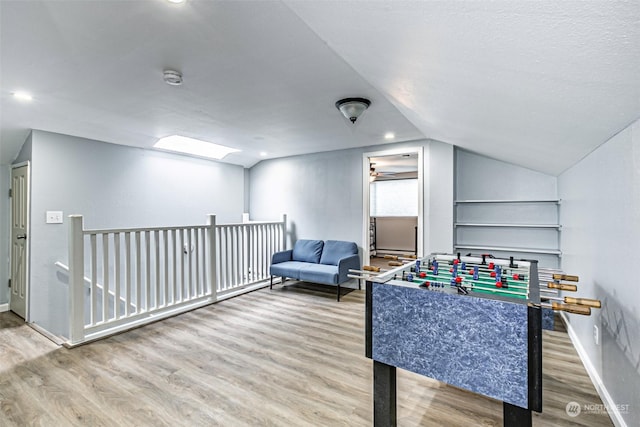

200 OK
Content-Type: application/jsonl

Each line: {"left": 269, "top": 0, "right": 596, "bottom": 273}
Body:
{"left": 369, "top": 163, "right": 398, "bottom": 178}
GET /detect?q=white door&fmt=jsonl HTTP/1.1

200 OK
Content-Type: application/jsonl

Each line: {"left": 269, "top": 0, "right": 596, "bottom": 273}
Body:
{"left": 10, "top": 164, "right": 29, "bottom": 319}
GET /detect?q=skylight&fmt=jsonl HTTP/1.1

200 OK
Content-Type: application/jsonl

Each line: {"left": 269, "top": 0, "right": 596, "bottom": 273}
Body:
{"left": 154, "top": 135, "right": 240, "bottom": 160}
{"left": 12, "top": 91, "right": 33, "bottom": 101}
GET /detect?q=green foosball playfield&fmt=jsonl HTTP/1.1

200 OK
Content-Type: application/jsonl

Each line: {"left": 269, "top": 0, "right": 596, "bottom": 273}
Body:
{"left": 399, "top": 254, "right": 530, "bottom": 300}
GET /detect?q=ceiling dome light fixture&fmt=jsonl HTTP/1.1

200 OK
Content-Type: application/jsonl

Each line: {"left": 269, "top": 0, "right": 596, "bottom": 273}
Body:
{"left": 335, "top": 97, "right": 371, "bottom": 124}
{"left": 163, "top": 69, "right": 183, "bottom": 86}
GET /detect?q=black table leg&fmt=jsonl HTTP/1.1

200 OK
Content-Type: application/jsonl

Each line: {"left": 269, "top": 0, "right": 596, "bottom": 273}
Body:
{"left": 503, "top": 402, "right": 531, "bottom": 427}
{"left": 374, "top": 360, "right": 396, "bottom": 427}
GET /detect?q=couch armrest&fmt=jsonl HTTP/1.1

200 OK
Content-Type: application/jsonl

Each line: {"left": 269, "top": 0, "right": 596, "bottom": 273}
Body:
{"left": 272, "top": 250, "right": 293, "bottom": 265}
{"left": 337, "top": 254, "right": 361, "bottom": 283}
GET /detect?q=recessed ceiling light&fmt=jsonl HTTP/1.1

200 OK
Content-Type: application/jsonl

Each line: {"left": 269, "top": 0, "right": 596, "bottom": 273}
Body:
{"left": 12, "top": 91, "right": 33, "bottom": 101}
{"left": 384, "top": 132, "right": 395, "bottom": 140}
{"left": 259, "top": 152, "right": 268, "bottom": 157}
{"left": 166, "top": 0, "right": 185, "bottom": 4}
{"left": 154, "top": 135, "right": 240, "bottom": 160}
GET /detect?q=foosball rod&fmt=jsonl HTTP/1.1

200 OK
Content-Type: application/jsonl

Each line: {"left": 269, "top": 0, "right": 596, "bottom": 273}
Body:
{"left": 348, "top": 272, "right": 384, "bottom": 281}
{"left": 538, "top": 268, "right": 564, "bottom": 280}
{"left": 552, "top": 273, "right": 579, "bottom": 282}
{"left": 541, "top": 295, "right": 602, "bottom": 308}
{"left": 430, "top": 260, "right": 531, "bottom": 278}
{"left": 546, "top": 282, "right": 578, "bottom": 292}
{"left": 456, "top": 283, "right": 528, "bottom": 298}
{"left": 530, "top": 302, "right": 591, "bottom": 316}
{"left": 429, "top": 262, "right": 570, "bottom": 291}
{"left": 432, "top": 256, "right": 530, "bottom": 270}
{"left": 422, "top": 262, "right": 530, "bottom": 279}
{"left": 349, "top": 270, "right": 383, "bottom": 276}
{"left": 363, "top": 265, "right": 389, "bottom": 272}
{"left": 421, "top": 274, "right": 530, "bottom": 290}
{"left": 432, "top": 254, "right": 530, "bottom": 269}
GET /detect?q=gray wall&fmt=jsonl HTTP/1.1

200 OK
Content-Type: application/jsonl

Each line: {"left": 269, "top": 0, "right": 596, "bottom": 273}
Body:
{"left": 14, "top": 131, "right": 33, "bottom": 165}
{"left": 243, "top": 168, "right": 250, "bottom": 213}
{"left": 374, "top": 217, "right": 417, "bottom": 252}
{"left": 249, "top": 139, "right": 454, "bottom": 257}
{"left": 559, "top": 118, "right": 640, "bottom": 426}
{"left": 427, "top": 140, "right": 455, "bottom": 253}
{"left": 456, "top": 149, "right": 557, "bottom": 200}
{"left": 26, "top": 130, "right": 245, "bottom": 336}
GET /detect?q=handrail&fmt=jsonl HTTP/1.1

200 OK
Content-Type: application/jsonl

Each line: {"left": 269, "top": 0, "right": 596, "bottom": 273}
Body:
{"left": 84, "top": 221, "right": 285, "bottom": 234}
{"left": 220, "top": 220, "right": 284, "bottom": 226}
{"left": 83, "top": 224, "right": 209, "bottom": 235}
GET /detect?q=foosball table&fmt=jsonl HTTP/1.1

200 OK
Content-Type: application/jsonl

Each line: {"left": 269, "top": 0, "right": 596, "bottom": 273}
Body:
{"left": 349, "top": 253, "right": 601, "bottom": 427}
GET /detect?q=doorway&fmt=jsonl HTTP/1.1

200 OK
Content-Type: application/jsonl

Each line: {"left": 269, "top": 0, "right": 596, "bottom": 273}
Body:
{"left": 362, "top": 148, "right": 423, "bottom": 267}
{"left": 10, "top": 163, "right": 30, "bottom": 319}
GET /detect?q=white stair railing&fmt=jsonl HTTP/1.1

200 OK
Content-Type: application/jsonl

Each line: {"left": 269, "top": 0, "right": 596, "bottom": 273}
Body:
{"left": 67, "top": 214, "right": 286, "bottom": 346}
{"left": 216, "top": 215, "right": 286, "bottom": 294}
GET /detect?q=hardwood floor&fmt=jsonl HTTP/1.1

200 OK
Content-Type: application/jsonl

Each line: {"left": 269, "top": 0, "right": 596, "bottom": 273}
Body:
{"left": 0, "top": 282, "right": 614, "bottom": 426}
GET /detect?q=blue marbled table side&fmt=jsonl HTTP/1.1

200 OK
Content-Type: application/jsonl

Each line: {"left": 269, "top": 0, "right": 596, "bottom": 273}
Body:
{"left": 372, "top": 282, "right": 529, "bottom": 409}
{"left": 542, "top": 308, "right": 555, "bottom": 330}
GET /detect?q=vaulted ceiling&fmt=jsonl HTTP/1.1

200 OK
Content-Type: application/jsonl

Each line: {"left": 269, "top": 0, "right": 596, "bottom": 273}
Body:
{"left": 1, "top": 1, "right": 638, "bottom": 175}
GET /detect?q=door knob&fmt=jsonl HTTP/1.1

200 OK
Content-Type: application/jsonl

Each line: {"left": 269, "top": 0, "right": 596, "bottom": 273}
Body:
{"left": 16, "top": 234, "right": 27, "bottom": 239}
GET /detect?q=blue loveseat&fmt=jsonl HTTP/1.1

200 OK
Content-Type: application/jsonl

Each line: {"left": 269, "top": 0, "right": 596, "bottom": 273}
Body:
{"left": 270, "top": 239, "right": 360, "bottom": 301}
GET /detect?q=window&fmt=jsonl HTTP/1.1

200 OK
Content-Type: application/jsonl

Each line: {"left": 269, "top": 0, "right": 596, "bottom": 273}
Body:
{"left": 370, "top": 179, "right": 418, "bottom": 217}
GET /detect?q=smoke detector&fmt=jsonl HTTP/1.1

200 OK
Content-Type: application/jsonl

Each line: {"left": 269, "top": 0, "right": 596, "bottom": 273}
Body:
{"left": 163, "top": 70, "right": 183, "bottom": 86}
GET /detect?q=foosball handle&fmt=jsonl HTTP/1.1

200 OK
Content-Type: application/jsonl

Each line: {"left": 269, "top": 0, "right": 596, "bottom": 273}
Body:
{"left": 384, "top": 255, "right": 398, "bottom": 260}
{"left": 363, "top": 265, "right": 381, "bottom": 272}
{"left": 402, "top": 254, "right": 417, "bottom": 259}
{"left": 548, "top": 282, "right": 578, "bottom": 292}
{"left": 388, "top": 261, "right": 403, "bottom": 267}
{"left": 551, "top": 302, "right": 591, "bottom": 316}
{"left": 552, "top": 274, "right": 579, "bottom": 282}
{"left": 564, "top": 297, "right": 601, "bottom": 308}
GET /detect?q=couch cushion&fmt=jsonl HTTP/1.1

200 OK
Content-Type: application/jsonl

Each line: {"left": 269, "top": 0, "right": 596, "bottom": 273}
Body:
{"left": 292, "top": 239, "right": 324, "bottom": 264}
{"left": 270, "top": 261, "right": 310, "bottom": 280}
{"left": 319, "top": 240, "right": 358, "bottom": 266}
{"left": 299, "top": 263, "right": 339, "bottom": 285}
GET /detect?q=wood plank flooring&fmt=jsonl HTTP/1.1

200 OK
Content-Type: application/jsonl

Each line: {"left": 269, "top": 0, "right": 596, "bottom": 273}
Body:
{"left": 0, "top": 282, "right": 614, "bottom": 426}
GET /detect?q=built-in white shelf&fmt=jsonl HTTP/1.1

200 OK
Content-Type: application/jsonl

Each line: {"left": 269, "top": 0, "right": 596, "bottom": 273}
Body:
{"left": 455, "top": 222, "right": 561, "bottom": 229}
{"left": 453, "top": 197, "right": 562, "bottom": 265}
{"left": 454, "top": 244, "right": 562, "bottom": 256}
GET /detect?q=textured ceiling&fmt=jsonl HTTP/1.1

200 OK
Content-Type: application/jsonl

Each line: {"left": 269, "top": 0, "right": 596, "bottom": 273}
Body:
{"left": 1, "top": 0, "right": 639, "bottom": 175}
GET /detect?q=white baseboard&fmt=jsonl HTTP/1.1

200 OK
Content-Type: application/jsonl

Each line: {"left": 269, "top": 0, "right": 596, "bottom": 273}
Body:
{"left": 0, "top": 303, "right": 8, "bottom": 313}
{"left": 561, "top": 313, "right": 628, "bottom": 427}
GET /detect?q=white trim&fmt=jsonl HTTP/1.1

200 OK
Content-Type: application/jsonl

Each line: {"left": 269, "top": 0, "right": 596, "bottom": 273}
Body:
{"left": 11, "top": 161, "right": 30, "bottom": 169}
{"left": 28, "top": 322, "right": 65, "bottom": 346}
{"left": 362, "top": 146, "right": 424, "bottom": 263}
{"left": 0, "top": 303, "right": 8, "bottom": 312}
{"left": 561, "top": 313, "right": 627, "bottom": 427}
{"left": 9, "top": 161, "right": 31, "bottom": 321}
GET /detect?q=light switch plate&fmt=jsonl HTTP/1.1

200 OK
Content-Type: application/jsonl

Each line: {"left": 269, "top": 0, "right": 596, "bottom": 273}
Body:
{"left": 46, "top": 211, "right": 63, "bottom": 224}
